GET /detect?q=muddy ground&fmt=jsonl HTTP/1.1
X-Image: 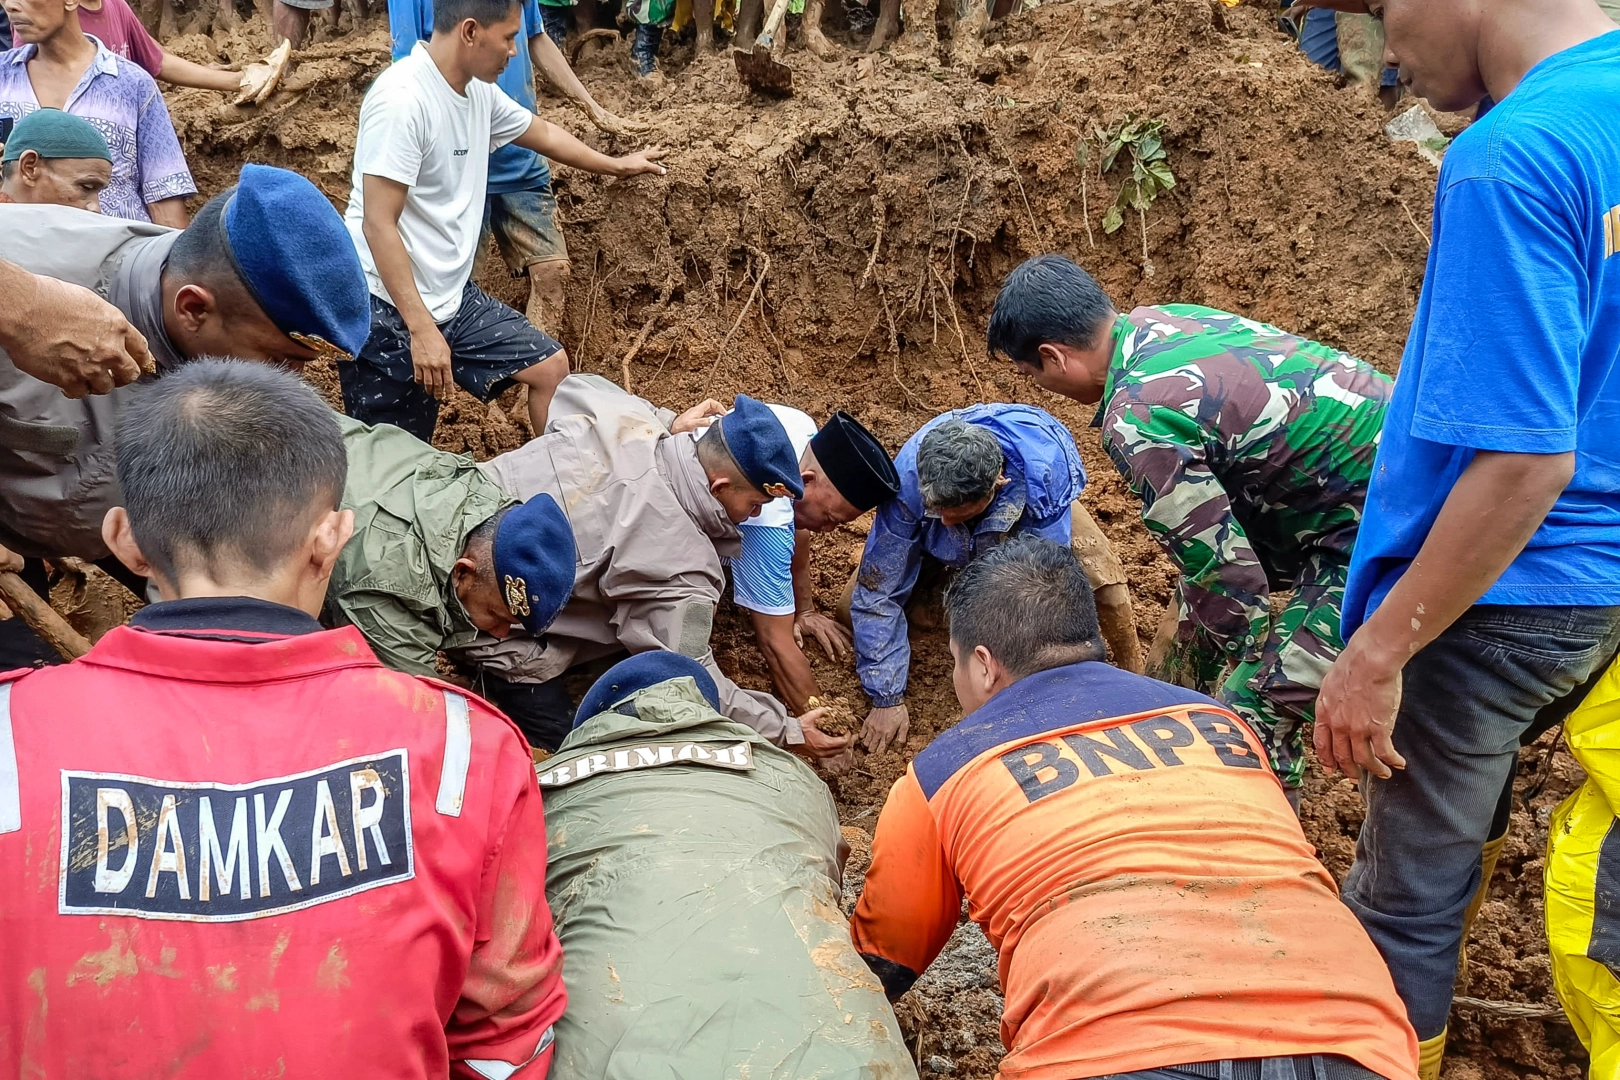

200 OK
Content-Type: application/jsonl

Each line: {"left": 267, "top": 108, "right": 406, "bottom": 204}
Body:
{"left": 66, "top": 0, "right": 1583, "bottom": 1073}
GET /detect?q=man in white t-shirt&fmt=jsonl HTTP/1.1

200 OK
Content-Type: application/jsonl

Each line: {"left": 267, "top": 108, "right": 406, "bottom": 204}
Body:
{"left": 341, "top": 0, "right": 665, "bottom": 443}
{"left": 696, "top": 402, "right": 901, "bottom": 717}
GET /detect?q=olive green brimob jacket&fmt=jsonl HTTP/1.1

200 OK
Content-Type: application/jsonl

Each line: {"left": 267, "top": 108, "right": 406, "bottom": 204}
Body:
{"left": 540, "top": 677, "right": 917, "bottom": 1080}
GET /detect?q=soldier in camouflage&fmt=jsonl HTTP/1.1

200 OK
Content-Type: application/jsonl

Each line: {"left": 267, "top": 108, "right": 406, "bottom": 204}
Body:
{"left": 987, "top": 254, "right": 1392, "bottom": 796}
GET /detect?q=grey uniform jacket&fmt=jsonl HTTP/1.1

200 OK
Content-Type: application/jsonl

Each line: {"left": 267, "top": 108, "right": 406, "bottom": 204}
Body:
{"left": 0, "top": 206, "right": 183, "bottom": 558}
{"left": 465, "top": 374, "right": 800, "bottom": 745}
{"left": 540, "top": 677, "right": 917, "bottom": 1080}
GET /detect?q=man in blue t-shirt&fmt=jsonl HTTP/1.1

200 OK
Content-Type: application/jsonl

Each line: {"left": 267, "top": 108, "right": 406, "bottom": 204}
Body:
{"left": 387, "top": 0, "right": 643, "bottom": 337}
{"left": 1289, "top": 0, "right": 1620, "bottom": 1074}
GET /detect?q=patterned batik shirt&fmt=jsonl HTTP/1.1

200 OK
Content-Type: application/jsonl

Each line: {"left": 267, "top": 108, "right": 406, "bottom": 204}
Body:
{"left": 0, "top": 37, "right": 195, "bottom": 222}
{"left": 1095, "top": 304, "right": 1392, "bottom": 663}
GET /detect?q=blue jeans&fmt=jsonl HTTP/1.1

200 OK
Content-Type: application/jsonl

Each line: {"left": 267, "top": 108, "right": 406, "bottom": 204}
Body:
{"left": 1106, "top": 1055, "right": 1386, "bottom": 1080}
{"left": 1342, "top": 604, "right": 1620, "bottom": 1039}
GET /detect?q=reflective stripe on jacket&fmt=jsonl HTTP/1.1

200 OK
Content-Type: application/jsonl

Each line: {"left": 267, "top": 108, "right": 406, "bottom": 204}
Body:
{"left": 0, "top": 621, "right": 565, "bottom": 1077}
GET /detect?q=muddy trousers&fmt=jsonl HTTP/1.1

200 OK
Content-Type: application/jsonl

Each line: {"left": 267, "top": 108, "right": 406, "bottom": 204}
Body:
{"left": 1147, "top": 555, "right": 1346, "bottom": 790}
{"left": 1342, "top": 604, "right": 1620, "bottom": 1040}
{"left": 1068, "top": 503, "right": 1142, "bottom": 674}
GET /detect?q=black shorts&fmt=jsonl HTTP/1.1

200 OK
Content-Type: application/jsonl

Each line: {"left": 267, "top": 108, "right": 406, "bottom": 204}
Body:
{"left": 338, "top": 282, "right": 563, "bottom": 443}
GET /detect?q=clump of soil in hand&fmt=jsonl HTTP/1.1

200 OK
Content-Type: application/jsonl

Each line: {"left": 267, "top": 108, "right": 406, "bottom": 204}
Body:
{"left": 808, "top": 695, "right": 860, "bottom": 737}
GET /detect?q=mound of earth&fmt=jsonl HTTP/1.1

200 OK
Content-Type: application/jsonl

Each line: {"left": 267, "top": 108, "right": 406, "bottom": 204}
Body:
{"left": 153, "top": 0, "right": 1581, "bottom": 1075}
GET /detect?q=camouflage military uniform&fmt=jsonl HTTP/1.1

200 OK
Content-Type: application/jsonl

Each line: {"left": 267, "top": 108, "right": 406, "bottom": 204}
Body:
{"left": 1096, "top": 304, "right": 1392, "bottom": 788}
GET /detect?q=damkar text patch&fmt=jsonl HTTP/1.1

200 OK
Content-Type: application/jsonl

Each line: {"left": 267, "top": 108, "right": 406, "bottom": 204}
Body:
{"left": 59, "top": 751, "right": 414, "bottom": 922}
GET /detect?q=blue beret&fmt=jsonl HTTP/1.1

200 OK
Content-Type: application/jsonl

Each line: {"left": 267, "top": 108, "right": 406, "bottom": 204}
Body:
{"left": 574, "top": 651, "right": 722, "bottom": 728}
{"left": 492, "top": 494, "right": 577, "bottom": 636}
{"left": 717, "top": 394, "right": 804, "bottom": 500}
{"left": 222, "top": 164, "right": 371, "bottom": 360}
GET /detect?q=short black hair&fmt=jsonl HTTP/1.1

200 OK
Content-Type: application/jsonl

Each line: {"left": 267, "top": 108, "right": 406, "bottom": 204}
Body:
{"left": 987, "top": 254, "right": 1116, "bottom": 369}
{"left": 432, "top": 0, "right": 520, "bottom": 32}
{"left": 462, "top": 504, "right": 512, "bottom": 580}
{"left": 917, "top": 420, "right": 1002, "bottom": 510}
{"left": 694, "top": 421, "right": 745, "bottom": 482}
{"left": 946, "top": 534, "right": 1105, "bottom": 678}
{"left": 116, "top": 359, "right": 348, "bottom": 583}
{"left": 166, "top": 190, "right": 256, "bottom": 310}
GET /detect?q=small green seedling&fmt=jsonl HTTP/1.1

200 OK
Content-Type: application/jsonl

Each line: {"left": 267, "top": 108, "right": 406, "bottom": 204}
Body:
{"left": 1095, "top": 115, "right": 1175, "bottom": 277}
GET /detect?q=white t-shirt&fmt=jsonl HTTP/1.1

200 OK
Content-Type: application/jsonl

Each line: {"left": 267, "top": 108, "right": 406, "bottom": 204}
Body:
{"left": 731, "top": 405, "right": 818, "bottom": 616}
{"left": 752, "top": 405, "right": 818, "bottom": 528}
{"left": 344, "top": 43, "right": 534, "bottom": 323}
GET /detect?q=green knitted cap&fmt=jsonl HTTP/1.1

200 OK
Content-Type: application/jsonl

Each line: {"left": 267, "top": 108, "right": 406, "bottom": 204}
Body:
{"left": 2, "top": 109, "right": 112, "bottom": 164}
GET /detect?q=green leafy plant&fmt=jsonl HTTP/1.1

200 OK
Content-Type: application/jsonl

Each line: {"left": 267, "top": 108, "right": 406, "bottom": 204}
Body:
{"left": 1094, "top": 115, "right": 1175, "bottom": 277}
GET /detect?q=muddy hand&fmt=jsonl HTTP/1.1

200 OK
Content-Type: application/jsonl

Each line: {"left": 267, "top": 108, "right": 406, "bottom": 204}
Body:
{"left": 669, "top": 398, "right": 726, "bottom": 434}
{"left": 409, "top": 323, "right": 455, "bottom": 400}
{"left": 3, "top": 274, "right": 151, "bottom": 397}
{"left": 588, "top": 103, "right": 651, "bottom": 137}
{"left": 861, "top": 703, "right": 909, "bottom": 754}
{"left": 235, "top": 40, "right": 291, "bottom": 106}
{"left": 1313, "top": 632, "right": 1407, "bottom": 781}
{"left": 615, "top": 147, "right": 669, "bottom": 178}
{"left": 795, "top": 708, "right": 855, "bottom": 764}
{"left": 795, "top": 611, "right": 852, "bottom": 662}
{"left": 0, "top": 544, "right": 21, "bottom": 575}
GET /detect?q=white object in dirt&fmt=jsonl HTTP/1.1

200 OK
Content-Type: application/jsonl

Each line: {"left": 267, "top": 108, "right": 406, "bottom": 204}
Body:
{"left": 1385, "top": 105, "right": 1450, "bottom": 167}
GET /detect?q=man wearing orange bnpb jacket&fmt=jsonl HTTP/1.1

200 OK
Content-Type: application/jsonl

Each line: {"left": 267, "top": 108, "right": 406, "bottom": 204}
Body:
{"left": 850, "top": 535, "right": 1419, "bottom": 1080}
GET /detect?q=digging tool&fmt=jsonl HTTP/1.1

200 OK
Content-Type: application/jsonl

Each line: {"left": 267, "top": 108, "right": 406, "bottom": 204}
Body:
{"left": 0, "top": 570, "right": 91, "bottom": 660}
{"left": 734, "top": 0, "right": 793, "bottom": 96}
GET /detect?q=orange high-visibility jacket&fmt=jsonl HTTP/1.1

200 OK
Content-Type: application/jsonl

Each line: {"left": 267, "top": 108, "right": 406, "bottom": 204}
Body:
{"left": 851, "top": 662, "right": 1419, "bottom": 1080}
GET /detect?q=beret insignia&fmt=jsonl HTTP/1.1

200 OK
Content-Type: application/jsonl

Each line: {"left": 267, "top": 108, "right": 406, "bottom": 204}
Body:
{"left": 289, "top": 332, "right": 353, "bottom": 364}
{"left": 762, "top": 482, "right": 793, "bottom": 499}
{"left": 503, "top": 575, "right": 532, "bottom": 618}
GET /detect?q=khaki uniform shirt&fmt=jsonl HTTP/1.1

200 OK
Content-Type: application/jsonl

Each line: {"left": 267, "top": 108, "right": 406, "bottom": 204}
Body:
{"left": 468, "top": 374, "right": 800, "bottom": 745}
{"left": 0, "top": 206, "right": 183, "bottom": 558}
{"left": 323, "top": 413, "right": 514, "bottom": 677}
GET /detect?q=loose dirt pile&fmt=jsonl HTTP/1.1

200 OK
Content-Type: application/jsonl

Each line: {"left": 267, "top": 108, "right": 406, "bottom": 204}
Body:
{"left": 156, "top": 0, "right": 1581, "bottom": 1075}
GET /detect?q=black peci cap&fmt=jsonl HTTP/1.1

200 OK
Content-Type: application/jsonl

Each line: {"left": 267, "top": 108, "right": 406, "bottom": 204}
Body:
{"left": 809, "top": 411, "right": 901, "bottom": 512}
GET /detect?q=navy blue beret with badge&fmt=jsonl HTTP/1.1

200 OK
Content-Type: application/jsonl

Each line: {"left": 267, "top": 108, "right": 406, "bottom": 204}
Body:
{"left": 220, "top": 164, "right": 371, "bottom": 360}
{"left": 574, "top": 651, "right": 723, "bottom": 729}
{"left": 716, "top": 394, "right": 804, "bottom": 500}
{"left": 492, "top": 493, "right": 578, "bottom": 636}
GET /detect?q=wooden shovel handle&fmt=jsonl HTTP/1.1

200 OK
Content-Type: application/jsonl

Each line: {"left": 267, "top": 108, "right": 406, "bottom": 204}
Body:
{"left": 0, "top": 570, "right": 91, "bottom": 661}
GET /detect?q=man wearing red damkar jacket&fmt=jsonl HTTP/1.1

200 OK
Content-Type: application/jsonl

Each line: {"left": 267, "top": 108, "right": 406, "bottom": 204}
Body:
{"left": 0, "top": 359, "right": 573, "bottom": 1078}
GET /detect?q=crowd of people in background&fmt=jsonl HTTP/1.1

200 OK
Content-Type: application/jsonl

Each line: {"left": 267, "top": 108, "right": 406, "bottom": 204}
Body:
{"left": 0, "top": 0, "right": 1617, "bottom": 1078}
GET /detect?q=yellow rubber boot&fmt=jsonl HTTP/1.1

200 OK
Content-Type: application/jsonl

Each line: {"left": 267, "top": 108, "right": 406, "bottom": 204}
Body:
{"left": 1417, "top": 1029, "right": 1446, "bottom": 1080}
{"left": 1456, "top": 832, "right": 1507, "bottom": 987}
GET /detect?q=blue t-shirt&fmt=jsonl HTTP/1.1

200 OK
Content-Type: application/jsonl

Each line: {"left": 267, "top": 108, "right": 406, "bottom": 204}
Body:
{"left": 1343, "top": 31, "right": 1620, "bottom": 633}
{"left": 387, "top": 0, "right": 552, "bottom": 194}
